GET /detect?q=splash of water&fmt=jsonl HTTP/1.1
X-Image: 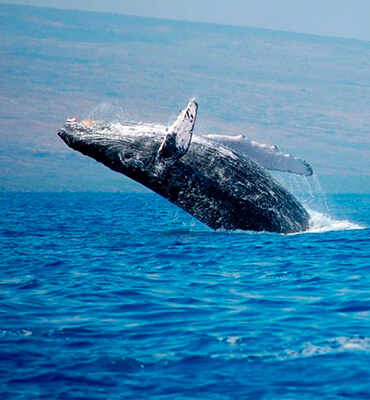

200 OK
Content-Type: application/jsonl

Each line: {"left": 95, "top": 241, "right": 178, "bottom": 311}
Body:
{"left": 272, "top": 172, "right": 328, "bottom": 213}
{"left": 306, "top": 209, "right": 363, "bottom": 233}
{"left": 86, "top": 101, "right": 140, "bottom": 124}
{"left": 273, "top": 172, "right": 364, "bottom": 233}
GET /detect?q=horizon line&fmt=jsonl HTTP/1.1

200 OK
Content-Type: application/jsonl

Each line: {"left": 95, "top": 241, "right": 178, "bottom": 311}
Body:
{"left": 2, "top": 2, "right": 370, "bottom": 45}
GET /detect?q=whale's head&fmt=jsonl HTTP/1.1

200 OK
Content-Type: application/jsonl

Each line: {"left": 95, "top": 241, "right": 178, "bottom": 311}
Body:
{"left": 58, "top": 100, "right": 198, "bottom": 185}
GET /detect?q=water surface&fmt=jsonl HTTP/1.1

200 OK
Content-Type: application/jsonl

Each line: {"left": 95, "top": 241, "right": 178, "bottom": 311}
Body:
{"left": 0, "top": 192, "right": 369, "bottom": 399}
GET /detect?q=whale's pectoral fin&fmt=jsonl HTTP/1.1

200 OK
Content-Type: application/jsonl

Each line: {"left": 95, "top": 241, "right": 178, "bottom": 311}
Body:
{"left": 206, "top": 134, "right": 313, "bottom": 176}
{"left": 158, "top": 99, "right": 198, "bottom": 163}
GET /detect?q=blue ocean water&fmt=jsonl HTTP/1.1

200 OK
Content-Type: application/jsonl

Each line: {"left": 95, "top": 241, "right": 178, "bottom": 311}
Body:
{"left": 0, "top": 192, "right": 369, "bottom": 399}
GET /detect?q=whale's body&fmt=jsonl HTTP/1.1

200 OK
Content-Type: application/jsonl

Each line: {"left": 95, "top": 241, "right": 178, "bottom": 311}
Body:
{"left": 58, "top": 100, "right": 310, "bottom": 233}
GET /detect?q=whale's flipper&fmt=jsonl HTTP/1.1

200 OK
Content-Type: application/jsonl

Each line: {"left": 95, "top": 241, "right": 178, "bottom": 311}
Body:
{"left": 206, "top": 134, "right": 313, "bottom": 176}
{"left": 158, "top": 99, "right": 198, "bottom": 162}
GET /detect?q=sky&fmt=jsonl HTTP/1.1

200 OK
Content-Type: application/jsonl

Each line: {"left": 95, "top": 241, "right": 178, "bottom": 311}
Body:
{"left": 3, "top": 0, "right": 370, "bottom": 42}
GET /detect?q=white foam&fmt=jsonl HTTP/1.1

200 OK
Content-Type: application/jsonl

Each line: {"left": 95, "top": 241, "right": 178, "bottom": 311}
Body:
{"left": 306, "top": 209, "right": 364, "bottom": 233}
{"left": 210, "top": 336, "right": 370, "bottom": 363}
{"left": 286, "top": 337, "right": 370, "bottom": 359}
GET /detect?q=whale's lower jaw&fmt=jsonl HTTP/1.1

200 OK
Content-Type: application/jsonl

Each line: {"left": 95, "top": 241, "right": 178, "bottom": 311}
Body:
{"left": 58, "top": 120, "right": 310, "bottom": 234}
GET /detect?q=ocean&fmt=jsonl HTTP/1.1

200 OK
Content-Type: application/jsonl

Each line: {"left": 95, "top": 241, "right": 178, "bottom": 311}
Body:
{"left": 0, "top": 191, "right": 369, "bottom": 399}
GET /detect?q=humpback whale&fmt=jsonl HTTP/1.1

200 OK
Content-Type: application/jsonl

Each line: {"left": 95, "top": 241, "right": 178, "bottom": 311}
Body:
{"left": 58, "top": 99, "right": 310, "bottom": 233}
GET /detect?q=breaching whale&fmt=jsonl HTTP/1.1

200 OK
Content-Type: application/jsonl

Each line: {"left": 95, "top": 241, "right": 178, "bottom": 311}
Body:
{"left": 58, "top": 99, "right": 311, "bottom": 233}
